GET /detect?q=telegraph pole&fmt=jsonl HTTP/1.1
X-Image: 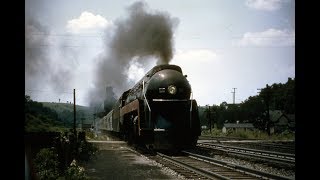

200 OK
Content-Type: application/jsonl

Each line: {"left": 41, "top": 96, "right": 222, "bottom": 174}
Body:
{"left": 73, "top": 89, "right": 76, "bottom": 137}
{"left": 206, "top": 105, "right": 212, "bottom": 134}
{"left": 93, "top": 113, "right": 95, "bottom": 130}
{"left": 231, "top": 88, "right": 237, "bottom": 104}
{"left": 257, "top": 88, "right": 262, "bottom": 94}
{"left": 209, "top": 105, "right": 211, "bottom": 133}
{"left": 265, "top": 84, "right": 271, "bottom": 136}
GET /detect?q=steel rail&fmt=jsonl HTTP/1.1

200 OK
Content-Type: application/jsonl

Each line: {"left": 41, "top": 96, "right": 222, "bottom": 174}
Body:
{"left": 182, "top": 150, "right": 294, "bottom": 180}
{"left": 157, "top": 152, "right": 231, "bottom": 180}
{"left": 200, "top": 142, "right": 295, "bottom": 159}
{"left": 198, "top": 143, "right": 295, "bottom": 165}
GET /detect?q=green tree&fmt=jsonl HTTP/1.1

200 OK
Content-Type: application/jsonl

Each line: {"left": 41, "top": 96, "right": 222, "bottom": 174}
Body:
{"left": 240, "top": 96, "right": 265, "bottom": 130}
{"left": 216, "top": 102, "right": 228, "bottom": 128}
{"left": 283, "top": 78, "right": 295, "bottom": 113}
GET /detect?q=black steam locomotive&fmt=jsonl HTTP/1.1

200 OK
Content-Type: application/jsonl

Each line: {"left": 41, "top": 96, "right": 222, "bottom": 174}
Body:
{"left": 97, "top": 64, "right": 201, "bottom": 150}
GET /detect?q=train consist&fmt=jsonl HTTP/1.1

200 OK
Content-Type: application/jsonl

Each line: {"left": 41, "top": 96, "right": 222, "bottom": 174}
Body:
{"left": 97, "top": 64, "right": 201, "bottom": 150}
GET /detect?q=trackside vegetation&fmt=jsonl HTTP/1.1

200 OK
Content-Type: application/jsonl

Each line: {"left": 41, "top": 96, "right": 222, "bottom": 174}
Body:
{"left": 25, "top": 95, "right": 98, "bottom": 179}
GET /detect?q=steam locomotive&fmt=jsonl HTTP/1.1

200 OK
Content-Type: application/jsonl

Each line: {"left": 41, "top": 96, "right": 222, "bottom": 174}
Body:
{"left": 97, "top": 64, "right": 201, "bottom": 150}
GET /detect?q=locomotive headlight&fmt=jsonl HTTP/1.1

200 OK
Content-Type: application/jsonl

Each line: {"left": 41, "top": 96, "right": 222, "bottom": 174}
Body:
{"left": 168, "top": 85, "right": 177, "bottom": 95}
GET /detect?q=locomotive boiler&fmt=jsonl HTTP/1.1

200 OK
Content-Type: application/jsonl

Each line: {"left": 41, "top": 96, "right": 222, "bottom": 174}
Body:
{"left": 98, "top": 64, "right": 201, "bottom": 150}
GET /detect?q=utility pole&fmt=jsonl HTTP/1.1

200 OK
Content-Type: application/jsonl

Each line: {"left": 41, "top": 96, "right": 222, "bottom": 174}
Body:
{"left": 73, "top": 89, "right": 76, "bottom": 137}
{"left": 257, "top": 88, "right": 262, "bottom": 94}
{"left": 206, "top": 105, "right": 212, "bottom": 134}
{"left": 265, "top": 84, "right": 271, "bottom": 136}
{"left": 231, "top": 88, "right": 237, "bottom": 104}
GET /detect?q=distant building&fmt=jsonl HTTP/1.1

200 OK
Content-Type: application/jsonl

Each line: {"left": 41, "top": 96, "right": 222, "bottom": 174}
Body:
{"left": 225, "top": 103, "right": 241, "bottom": 110}
{"left": 269, "top": 110, "right": 295, "bottom": 134}
{"left": 222, "top": 123, "right": 255, "bottom": 133}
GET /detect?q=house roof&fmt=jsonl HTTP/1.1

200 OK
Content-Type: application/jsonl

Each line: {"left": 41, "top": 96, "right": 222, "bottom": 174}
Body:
{"left": 286, "top": 114, "right": 295, "bottom": 121}
{"left": 270, "top": 110, "right": 282, "bottom": 122}
{"left": 269, "top": 110, "right": 295, "bottom": 123}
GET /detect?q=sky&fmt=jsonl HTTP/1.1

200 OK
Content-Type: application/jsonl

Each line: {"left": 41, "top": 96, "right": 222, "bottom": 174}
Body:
{"left": 25, "top": 0, "right": 295, "bottom": 107}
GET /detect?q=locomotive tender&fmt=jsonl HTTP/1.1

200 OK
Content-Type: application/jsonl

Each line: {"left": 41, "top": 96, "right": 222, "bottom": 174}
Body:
{"left": 98, "top": 64, "right": 201, "bottom": 150}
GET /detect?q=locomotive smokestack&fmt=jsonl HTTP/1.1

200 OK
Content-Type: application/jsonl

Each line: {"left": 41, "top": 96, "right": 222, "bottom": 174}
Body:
{"left": 88, "top": 1, "right": 179, "bottom": 109}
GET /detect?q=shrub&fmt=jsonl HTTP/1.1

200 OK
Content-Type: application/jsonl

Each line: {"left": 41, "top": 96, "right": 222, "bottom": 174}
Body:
{"left": 34, "top": 148, "right": 60, "bottom": 180}
{"left": 78, "top": 141, "right": 98, "bottom": 161}
{"left": 201, "top": 128, "right": 224, "bottom": 137}
{"left": 85, "top": 130, "right": 96, "bottom": 140}
{"left": 65, "top": 159, "right": 88, "bottom": 180}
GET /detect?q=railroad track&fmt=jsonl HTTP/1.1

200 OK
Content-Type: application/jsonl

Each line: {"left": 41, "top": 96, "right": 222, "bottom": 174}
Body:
{"left": 199, "top": 136, "right": 258, "bottom": 141}
{"left": 149, "top": 151, "right": 293, "bottom": 180}
{"left": 197, "top": 142, "right": 295, "bottom": 168}
{"left": 221, "top": 142, "right": 295, "bottom": 154}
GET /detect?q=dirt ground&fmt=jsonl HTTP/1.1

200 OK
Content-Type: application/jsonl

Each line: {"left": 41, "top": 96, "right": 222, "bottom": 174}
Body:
{"left": 83, "top": 141, "right": 182, "bottom": 179}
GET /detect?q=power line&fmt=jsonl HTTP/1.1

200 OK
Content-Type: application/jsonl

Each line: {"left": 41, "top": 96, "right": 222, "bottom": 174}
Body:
{"left": 231, "top": 35, "right": 295, "bottom": 39}
{"left": 25, "top": 44, "right": 103, "bottom": 48}
{"left": 29, "top": 33, "right": 103, "bottom": 38}
{"left": 29, "top": 32, "right": 295, "bottom": 40}
{"left": 25, "top": 89, "right": 73, "bottom": 94}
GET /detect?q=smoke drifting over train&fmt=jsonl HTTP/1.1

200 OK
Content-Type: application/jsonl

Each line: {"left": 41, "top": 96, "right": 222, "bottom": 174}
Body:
{"left": 25, "top": 19, "right": 51, "bottom": 90}
{"left": 88, "top": 1, "right": 179, "bottom": 110}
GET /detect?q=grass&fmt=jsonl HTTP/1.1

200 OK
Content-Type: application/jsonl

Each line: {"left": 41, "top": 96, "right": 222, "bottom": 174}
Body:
{"left": 201, "top": 128, "right": 295, "bottom": 141}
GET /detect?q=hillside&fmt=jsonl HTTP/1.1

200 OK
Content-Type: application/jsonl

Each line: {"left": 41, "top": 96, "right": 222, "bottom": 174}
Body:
{"left": 42, "top": 102, "right": 94, "bottom": 128}
{"left": 25, "top": 96, "right": 65, "bottom": 132}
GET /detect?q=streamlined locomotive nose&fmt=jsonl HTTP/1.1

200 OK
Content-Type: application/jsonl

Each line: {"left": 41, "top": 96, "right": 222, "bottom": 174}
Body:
{"left": 145, "top": 69, "right": 191, "bottom": 100}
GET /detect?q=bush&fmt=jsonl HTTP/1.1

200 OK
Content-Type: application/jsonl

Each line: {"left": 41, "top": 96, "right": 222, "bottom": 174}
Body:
{"left": 85, "top": 130, "right": 96, "bottom": 140}
{"left": 201, "top": 128, "right": 224, "bottom": 137}
{"left": 33, "top": 132, "right": 98, "bottom": 179}
{"left": 65, "top": 159, "right": 88, "bottom": 180}
{"left": 34, "top": 148, "right": 60, "bottom": 180}
{"left": 78, "top": 141, "right": 98, "bottom": 161}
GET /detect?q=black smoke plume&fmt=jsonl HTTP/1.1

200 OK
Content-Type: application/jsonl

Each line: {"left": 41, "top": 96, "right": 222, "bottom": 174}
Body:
{"left": 111, "top": 1, "right": 177, "bottom": 64}
{"left": 88, "top": 1, "right": 179, "bottom": 110}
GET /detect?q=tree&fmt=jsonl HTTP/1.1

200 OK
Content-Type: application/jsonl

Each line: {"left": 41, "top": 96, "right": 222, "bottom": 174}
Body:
{"left": 283, "top": 78, "right": 295, "bottom": 114}
{"left": 241, "top": 95, "right": 265, "bottom": 130}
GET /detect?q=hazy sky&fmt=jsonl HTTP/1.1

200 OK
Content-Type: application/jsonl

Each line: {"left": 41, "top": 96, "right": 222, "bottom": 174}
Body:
{"left": 25, "top": 0, "right": 295, "bottom": 107}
